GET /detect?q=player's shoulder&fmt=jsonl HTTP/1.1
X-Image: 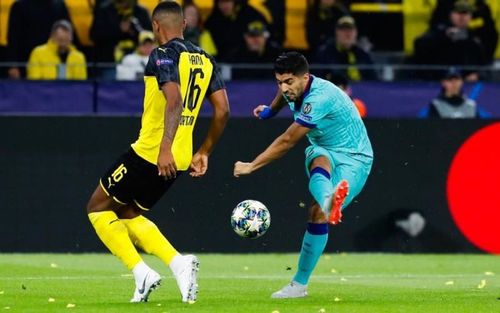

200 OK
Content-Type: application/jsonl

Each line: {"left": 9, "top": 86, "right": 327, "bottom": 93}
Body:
{"left": 311, "top": 76, "right": 337, "bottom": 93}
{"left": 154, "top": 39, "right": 215, "bottom": 63}
{"left": 305, "top": 76, "right": 336, "bottom": 105}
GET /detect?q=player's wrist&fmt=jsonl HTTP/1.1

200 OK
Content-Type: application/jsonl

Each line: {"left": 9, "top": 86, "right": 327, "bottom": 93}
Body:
{"left": 259, "top": 106, "right": 277, "bottom": 120}
{"left": 248, "top": 162, "right": 257, "bottom": 173}
{"left": 196, "top": 149, "right": 210, "bottom": 157}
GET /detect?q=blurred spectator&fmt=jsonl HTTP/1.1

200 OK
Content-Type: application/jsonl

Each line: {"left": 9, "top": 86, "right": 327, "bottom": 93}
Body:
{"left": 183, "top": 2, "right": 217, "bottom": 56}
{"left": 115, "top": 30, "right": 155, "bottom": 81}
{"left": 314, "top": 16, "right": 376, "bottom": 81}
{"left": 413, "top": 1, "right": 487, "bottom": 81}
{"left": 328, "top": 73, "right": 367, "bottom": 117}
{"left": 226, "top": 20, "right": 282, "bottom": 79}
{"left": 306, "top": 0, "right": 349, "bottom": 54}
{"left": 90, "top": 0, "right": 151, "bottom": 77}
{"left": 430, "top": 0, "right": 498, "bottom": 63}
{"left": 420, "top": 68, "right": 490, "bottom": 118}
{"left": 27, "top": 20, "right": 86, "bottom": 80}
{"left": 227, "top": 21, "right": 281, "bottom": 63}
{"left": 204, "top": 0, "right": 268, "bottom": 61}
{"left": 6, "top": 0, "right": 73, "bottom": 79}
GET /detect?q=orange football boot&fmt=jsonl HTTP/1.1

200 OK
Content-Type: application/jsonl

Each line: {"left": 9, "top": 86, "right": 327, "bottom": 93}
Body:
{"left": 329, "top": 180, "right": 349, "bottom": 225}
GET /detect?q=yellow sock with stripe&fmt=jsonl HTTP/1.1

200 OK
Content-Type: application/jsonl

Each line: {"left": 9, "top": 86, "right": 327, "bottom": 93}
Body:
{"left": 122, "top": 215, "right": 179, "bottom": 265}
{"left": 88, "top": 211, "right": 142, "bottom": 270}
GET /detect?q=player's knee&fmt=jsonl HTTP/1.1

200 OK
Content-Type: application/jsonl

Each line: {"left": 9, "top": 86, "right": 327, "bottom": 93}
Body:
{"left": 86, "top": 196, "right": 103, "bottom": 214}
{"left": 86, "top": 185, "right": 114, "bottom": 214}
{"left": 308, "top": 156, "right": 331, "bottom": 172}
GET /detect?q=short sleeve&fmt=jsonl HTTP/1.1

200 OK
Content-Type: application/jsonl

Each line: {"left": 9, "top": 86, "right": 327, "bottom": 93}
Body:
{"left": 207, "top": 58, "right": 225, "bottom": 95}
{"left": 295, "top": 95, "right": 329, "bottom": 128}
{"left": 149, "top": 48, "right": 179, "bottom": 88}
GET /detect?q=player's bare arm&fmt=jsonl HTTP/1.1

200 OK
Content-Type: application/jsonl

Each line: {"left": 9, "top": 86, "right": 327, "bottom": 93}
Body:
{"left": 234, "top": 122, "right": 310, "bottom": 177}
{"left": 158, "top": 81, "right": 183, "bottom": 179}
{"left": 190, "top": 89, "right": 230, "bottom": 177}
{"left": 253, "top": 89, "right": 287, "bottom": 119}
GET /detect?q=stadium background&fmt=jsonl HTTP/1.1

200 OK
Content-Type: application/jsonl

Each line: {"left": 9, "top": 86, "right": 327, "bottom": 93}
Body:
{"left": 1, "top": 0, "right": 500, "bottom": 56}
{"left": 0, "top": 0, "right": 499, "bottom": 256}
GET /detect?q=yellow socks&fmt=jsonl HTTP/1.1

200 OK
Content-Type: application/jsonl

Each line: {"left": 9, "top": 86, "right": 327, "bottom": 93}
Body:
{"left": 122, "top": 215, "right": 179, "bottom": 265}
{"left": 88, "top": 211, "right": 142, "bottom": 270}
{"left": 88, "top": 212, "right": 178, "bottom": 269}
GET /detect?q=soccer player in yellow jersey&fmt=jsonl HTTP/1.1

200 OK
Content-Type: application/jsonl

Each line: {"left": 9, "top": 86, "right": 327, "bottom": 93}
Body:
{"left": 86, "top": 1, "right": 229, "bottom": 303}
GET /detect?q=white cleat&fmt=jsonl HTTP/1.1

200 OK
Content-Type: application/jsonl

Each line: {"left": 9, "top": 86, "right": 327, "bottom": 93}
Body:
{"left": 271, "top": 281, "right": 308, "bottom": 299}
{"left": 174, "top": 254, "right": 199, "bottom": 303}
{"left": 130, "top": 269, "right": 162, "bottom": 303}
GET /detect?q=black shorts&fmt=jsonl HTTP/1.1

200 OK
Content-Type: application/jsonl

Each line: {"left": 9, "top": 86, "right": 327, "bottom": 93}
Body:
{"left": 99, "top": 148, "right": 181, "bottom": 210}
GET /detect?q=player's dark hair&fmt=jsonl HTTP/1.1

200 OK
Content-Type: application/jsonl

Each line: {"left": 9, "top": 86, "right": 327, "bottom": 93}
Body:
{"left": 274, "top": 52, "right": 309, "bottom": 76}
{"left": 153, "top": 1, "right": 183, "bottom": 19}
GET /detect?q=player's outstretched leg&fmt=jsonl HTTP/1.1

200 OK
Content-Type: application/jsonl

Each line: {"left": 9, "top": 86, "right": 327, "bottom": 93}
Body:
{"left": 272, "top": 164, "right": 333, "bottom": 299}
{"left": 87, "top": 187, "right": 161, "bottom": 303}
{"left": 123, "top": 215, "right": 199, "bottom": 303}
{"left": 329, "top": 179, "right": 349, "bottom": 225}
{"left": 88, "top": 210, "right": 162, "bottom": 302}
{"left": 272, "top": 221, "right": 328, "bottom": 298}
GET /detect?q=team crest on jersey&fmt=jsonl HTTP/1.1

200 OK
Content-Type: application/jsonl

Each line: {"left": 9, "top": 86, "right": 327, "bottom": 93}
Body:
{"left": 303, "top": 103, "right": 312, "bottom": 114}
{"left": 156, "top": 58, "right": 173, "bottom": 66}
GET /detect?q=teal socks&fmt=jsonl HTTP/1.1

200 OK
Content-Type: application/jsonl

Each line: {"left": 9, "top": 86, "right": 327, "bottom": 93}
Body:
{"left": 293, "top": 223, "right": 329, "bottom": 285}
{"left": 308, "top": 167, "right": 333, "bottom": 212}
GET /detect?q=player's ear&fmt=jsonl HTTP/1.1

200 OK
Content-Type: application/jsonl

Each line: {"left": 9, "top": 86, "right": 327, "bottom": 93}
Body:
{"left": 303, "top": 72, "right": 310, "bottom": 83}
{"left": 152, "top": 20, "right": 160, "bottom": 34}
{"left": 182, "top": 19, "right": 187, "bottom": 32}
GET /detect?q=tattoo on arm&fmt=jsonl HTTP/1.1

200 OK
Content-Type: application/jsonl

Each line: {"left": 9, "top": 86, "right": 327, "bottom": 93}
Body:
{"left": 161, "top": 82, "right": 183, "bottom": 148}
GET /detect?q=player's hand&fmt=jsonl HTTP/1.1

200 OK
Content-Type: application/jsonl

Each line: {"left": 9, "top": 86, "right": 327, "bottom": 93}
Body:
{"left": 190, "top": 152, "right": 208, "bottom": 177}
{"left": 253, "top": 105, "right": 267, "bottom": 118}
{"left": 157, "top": 150, "right": 177, "bottom": 179}
{"left": 254, "top": 105, "right": 276, "bottom": 120}
{"left": 234, "top": 161, "right": 253, "bottom": 177}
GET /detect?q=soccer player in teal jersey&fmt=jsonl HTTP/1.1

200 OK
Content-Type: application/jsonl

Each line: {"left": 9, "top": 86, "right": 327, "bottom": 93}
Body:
{"left": 234, "top": 52, "right": 373, "bottom": 298}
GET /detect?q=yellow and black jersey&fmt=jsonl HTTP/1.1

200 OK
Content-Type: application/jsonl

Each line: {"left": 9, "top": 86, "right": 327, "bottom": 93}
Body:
{"left": 131, "top": 38, "right": 225, "bottom": 170}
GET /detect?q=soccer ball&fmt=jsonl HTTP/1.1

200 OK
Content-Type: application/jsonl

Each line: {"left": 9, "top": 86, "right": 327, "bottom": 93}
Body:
{"left": 231, "top": 200, "right": 271, "bottom": 239}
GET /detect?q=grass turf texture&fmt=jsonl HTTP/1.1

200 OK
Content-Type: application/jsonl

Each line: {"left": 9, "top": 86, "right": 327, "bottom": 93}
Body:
{"left": 0, "top": 253, "right": 498, "bottom": 312}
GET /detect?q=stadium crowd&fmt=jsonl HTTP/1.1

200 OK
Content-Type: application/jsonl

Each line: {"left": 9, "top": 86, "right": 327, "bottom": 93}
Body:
{"left": 0, "top": 0, "right": 498, "bottom": 117}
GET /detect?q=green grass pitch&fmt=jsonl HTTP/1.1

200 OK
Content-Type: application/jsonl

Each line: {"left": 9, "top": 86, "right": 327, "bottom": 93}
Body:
{"left": 0, "top": 253, "right": 498, "bottom": 312}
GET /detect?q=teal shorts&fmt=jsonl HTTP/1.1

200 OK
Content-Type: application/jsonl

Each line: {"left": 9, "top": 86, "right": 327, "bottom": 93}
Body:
{"left": 304, "top": 145, "right": 373, "bottom": 210}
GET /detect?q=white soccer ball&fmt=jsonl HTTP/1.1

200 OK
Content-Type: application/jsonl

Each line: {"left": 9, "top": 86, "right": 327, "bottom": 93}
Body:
{"left": 231, "top": 200, "right": 271, "bottom": 239}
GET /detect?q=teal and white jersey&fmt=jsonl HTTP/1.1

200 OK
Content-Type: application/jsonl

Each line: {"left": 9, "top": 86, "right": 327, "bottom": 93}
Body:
{"left": 287, "top": 75, "right": 373, "bottom": 158}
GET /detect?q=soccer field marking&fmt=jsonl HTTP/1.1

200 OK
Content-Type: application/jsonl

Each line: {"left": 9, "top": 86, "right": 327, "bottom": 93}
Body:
{"left": 0, "top": 273, "right": 492, "bottom": 281}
